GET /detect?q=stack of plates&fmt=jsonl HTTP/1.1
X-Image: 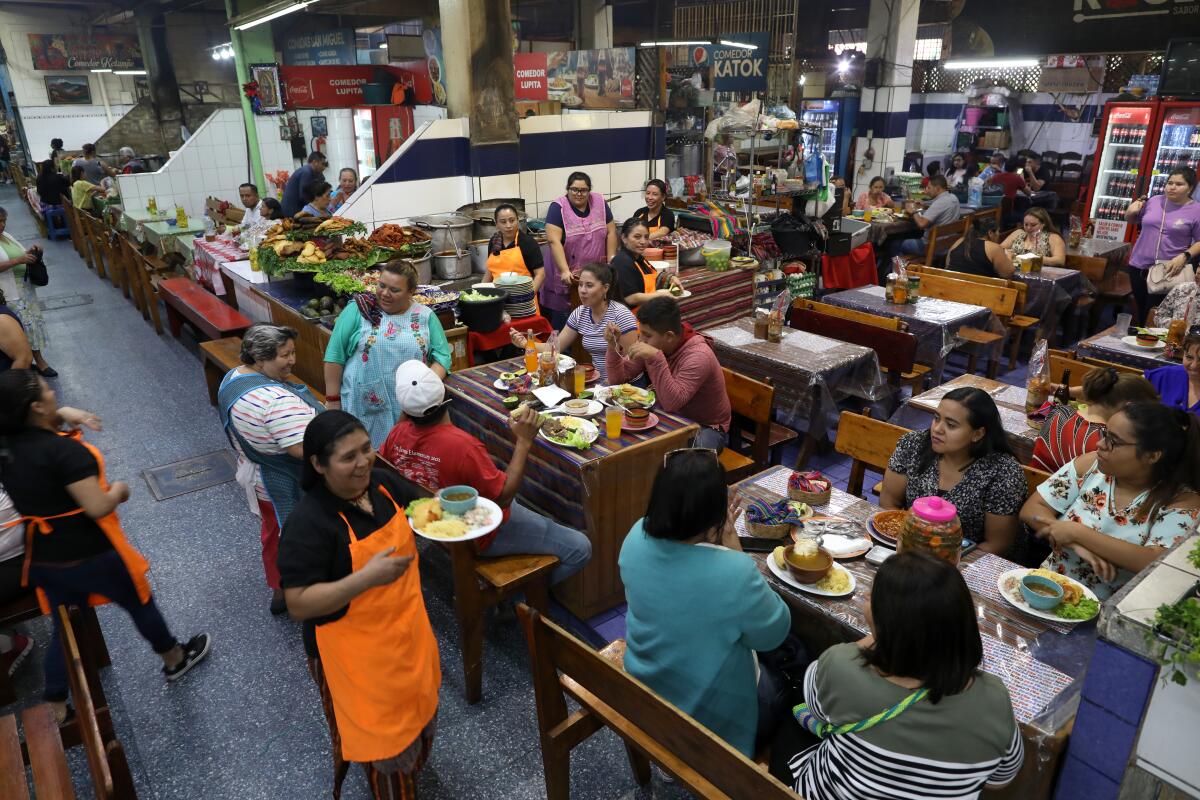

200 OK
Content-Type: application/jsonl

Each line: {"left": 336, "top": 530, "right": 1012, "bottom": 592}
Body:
{"left": 498, "top": 275, "right": 537, "bottom": 318}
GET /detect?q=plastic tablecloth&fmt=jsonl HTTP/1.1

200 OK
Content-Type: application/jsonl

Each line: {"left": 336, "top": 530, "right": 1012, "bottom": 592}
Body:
{"left": 1075, "top": 326, "right": 1175, "bottom": 372}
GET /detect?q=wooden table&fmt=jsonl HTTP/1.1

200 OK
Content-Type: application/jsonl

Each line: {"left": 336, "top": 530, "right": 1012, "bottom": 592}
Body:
{"left": 446, "top": 358, "right": 699, "bottom": 619}
{"left": 822, "top": 284, "right": 995, "bottom": 381}
{"left": 891, "top": 374, "right": 1038, "bottom": 463}
{"left": 732, "top": 466, "right": 1093, "bottom": 799}
{"left": 118, "top": 206, "right": 166, "bottom": 234}
{"left": 704, "top": 317, "right": 888, "bottom": 441}
{"left": 1075, "top": 325, "right": 1174, "bottom": 373}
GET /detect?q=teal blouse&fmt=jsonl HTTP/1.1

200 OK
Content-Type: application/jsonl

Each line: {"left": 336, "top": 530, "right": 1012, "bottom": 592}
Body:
{"left": 324, "top": 302, "right": 451, "bottom": 371}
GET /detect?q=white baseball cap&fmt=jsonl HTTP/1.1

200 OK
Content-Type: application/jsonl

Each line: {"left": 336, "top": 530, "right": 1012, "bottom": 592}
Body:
{"left": 393, "top": 360, "right": 446, "bottom": 417}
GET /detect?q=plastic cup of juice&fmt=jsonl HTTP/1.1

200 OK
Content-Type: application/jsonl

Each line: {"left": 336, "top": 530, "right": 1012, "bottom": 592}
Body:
{"left": 604, "top": 406, "right": 623, "bottom": 439}
{"left": 573, "top": 366, "right": 586, "bottom": 395}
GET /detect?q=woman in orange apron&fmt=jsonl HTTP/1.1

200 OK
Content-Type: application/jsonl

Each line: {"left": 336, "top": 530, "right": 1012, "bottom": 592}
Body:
{"left": 611, "top": 217, "right": 683, "bottom": 313}
{"left": 0, "top": 370, "right": 210, "bottom": 721}
{"left": 633, "top": 179, "right": 677, "bottom": 241}
{"left": 486, "top": 203, "right": 544, "bottom": 314}
{"left": 278, "top": 410, "right": 439, "bottom": 799}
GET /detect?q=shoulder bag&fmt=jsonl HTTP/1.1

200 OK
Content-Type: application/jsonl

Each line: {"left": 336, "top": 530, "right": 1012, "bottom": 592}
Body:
{"left": 1146, "top": 199, "right": 1195, "bottom": 294}
{"left": 25, "top": 251, "right": 48, "bottom": 287}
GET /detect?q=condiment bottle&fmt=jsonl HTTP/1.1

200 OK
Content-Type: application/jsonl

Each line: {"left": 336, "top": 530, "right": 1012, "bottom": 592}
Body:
{"left": 766, "top": 310, "right": 782, "bottom": 343}
{"left": 753, "top": 309, "right": 769, "bottom": 339}
{"left": 175, "top": 205, "right": 188, "bottom": 227}
{"left": 900, "top": 496, "right": 963, "bottom": 565}
{"left": 907, "top": 275, "right": 920, "bottom": 304}
{"left": 1055, "top": 370, "right": 1072, "bottom": 405}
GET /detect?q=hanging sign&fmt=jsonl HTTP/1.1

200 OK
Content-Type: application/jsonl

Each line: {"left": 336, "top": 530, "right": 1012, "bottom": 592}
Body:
{"left": 281, "top": 27, "right": 356, "bottom": 66}
{"left": 710, "top": 32, "right": 769, "bottom": 92}
{"left": 514, "top": 53, "right": 548, "bottom": 100}
{"left": 279, "top": 65, "right": 432, "bottom": 107}
{"left": 27, "top": 33, "right": 143, "bottom": 71}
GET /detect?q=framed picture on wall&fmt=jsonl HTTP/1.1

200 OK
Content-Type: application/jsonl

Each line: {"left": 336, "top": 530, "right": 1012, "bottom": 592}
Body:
{"left": 310, "top": 115, "right": 327, "bottom": 138}
{"left": 45, "top": 75, "right": 91, "bottom": 105}
{"left": 249, "top": 63, "right": 285, "bottom": 114}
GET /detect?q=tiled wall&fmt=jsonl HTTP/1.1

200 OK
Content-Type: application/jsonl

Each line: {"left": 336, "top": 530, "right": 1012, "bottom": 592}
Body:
{"left": 339, "top": 110, "right": 666, "bottom": 231}
{"left": 115, "top": 108, "right": 250, "bottom": 219}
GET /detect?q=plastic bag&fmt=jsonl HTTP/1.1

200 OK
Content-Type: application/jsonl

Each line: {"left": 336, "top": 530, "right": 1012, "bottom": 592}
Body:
{"left": 1025, "top": 339, "right": 1051, "bottom": 414}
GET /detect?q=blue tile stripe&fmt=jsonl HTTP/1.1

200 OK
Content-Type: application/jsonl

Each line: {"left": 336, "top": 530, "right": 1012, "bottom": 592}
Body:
{"left": 373, "top": 126, "right": 667, "bottom": 183}
{"left": 909, "top": 102, "right": 1105, "bottom": 124}
{"left": 856, "top": 109, "right": 907, "bottom": 140}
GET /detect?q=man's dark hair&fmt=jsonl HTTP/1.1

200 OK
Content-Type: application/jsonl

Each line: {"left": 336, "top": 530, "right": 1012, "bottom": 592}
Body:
{"left": 239, "top": 182, "right": 260, "bottom": 195}
{"left": 927, "top": 174, "right": 948, "bottom": 191}
{"left": 637, "top": 296, "right": 683, "bottom": 335}
{"left": 307, "top": 151, "right": 328, "bottom": 165}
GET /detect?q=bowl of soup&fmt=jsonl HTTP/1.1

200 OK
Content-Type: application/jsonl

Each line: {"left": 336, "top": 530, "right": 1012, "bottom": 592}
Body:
{"left": 784, "top": 545, "right": 833, "bottom": 584}
{"left": 1020, "top": 574, "right": 1064, "bottom": 610}
{"left": 438, "top": 485, "right": 479, "bottom": 515}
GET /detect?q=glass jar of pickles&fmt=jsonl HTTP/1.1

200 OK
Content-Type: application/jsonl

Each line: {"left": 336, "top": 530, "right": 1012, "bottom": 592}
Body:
{"left": 898, "top": 496, "right": 962, "bottom": 565}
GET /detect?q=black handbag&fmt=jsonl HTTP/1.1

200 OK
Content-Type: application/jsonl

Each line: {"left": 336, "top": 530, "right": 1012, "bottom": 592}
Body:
{"left": 26, "top": 254, "right": 48, "bottom": 287}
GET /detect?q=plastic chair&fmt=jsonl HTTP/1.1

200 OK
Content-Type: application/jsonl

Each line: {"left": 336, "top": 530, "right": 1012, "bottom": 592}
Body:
{"left": 42, "top": 204, "right": 70, "bottom": 240}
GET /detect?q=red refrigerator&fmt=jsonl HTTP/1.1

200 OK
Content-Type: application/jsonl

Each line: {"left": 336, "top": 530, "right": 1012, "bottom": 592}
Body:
{"left": 353, "top": 105, "right": 415, "bottom": 179}
{"left": 1084, "top": 101, "right": 1156, "bottom": 242}
{"left": 1145, "top": 101, "right": 1200, "bottom": 201}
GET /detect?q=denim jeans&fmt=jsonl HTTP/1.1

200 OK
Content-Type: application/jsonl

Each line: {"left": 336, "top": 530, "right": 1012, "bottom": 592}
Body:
{"left": 29, "top": 550, "right": 176, "bottom": 702}
{"left": 481, "top": 502, "right": 592, "bottom": 586}
{"left": 693, "top": 426, "right": 729, "bottom": 454}
{"left": 897, "top": 237, "right": 927, "bottom": 256}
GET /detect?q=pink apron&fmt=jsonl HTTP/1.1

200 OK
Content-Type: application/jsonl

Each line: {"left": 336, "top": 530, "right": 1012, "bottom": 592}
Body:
{"left": 540, "top": 192, "right": 608, "bottom": 313}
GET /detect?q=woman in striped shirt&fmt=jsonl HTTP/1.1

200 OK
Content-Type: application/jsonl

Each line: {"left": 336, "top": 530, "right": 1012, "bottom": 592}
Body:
{"left": 511, "top": 263, "right": 638, "bottom": 384}
{"left": 1032, "top": 368, "right": 1158, "bottom": 473}
{"left": 777, "top": 551, "right": 1023, "bottom": 800}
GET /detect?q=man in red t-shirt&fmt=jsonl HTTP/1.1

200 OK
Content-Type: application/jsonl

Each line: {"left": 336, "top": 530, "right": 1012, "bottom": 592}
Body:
{"left": 381, "top": 361, "right": 591, "bottom": 584}
{"left": 987, "top": 157, "right": 1027, "bottom": 202}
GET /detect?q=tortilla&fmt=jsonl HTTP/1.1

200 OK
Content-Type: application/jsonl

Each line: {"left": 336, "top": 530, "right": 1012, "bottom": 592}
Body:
{"left": 423, "top": 518, "right": 469, "bottom": 539}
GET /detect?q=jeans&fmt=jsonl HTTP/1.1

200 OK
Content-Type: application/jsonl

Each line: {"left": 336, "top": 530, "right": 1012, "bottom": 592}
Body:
{"left": 897, "top": 237, "right": 927, "bottom": 256}
{"left": 693, "top": 426, "right": 729, "bottom": 454}
{"left": 481, "top": 502, "right": 592, "bottom": 586}
{"left": 29, "top": 550, "right": 176, "bottom": 702}
{"left": 1126, "top": 265, "right": 1165, "bottom": 327}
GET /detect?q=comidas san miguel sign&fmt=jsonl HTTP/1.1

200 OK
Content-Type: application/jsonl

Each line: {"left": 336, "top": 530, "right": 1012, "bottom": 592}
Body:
{"left": 282, "top": 28, "right": 355, "bottom": 66}
{"left": 710, "top": 32, "right": 769, "bottom": 93}
{"left": 27, "top": 34, "right": 143, "bottom": 71}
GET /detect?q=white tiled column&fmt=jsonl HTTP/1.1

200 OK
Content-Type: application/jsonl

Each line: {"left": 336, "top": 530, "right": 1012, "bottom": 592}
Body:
{"left": 852, "top": 0, "right": 919, "bottom": 181}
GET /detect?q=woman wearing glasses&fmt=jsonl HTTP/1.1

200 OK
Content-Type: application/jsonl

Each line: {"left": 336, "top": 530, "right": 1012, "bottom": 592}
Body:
{"left": 323, "top": 262, "right": 451, "bottom": 448}
{"left": 619, "top": 449, "right": 791, "bottom": 758}
{"left": 1144, "top": 332, "right": 1200, "bottom": 416}
{"left": 1020, "top": 402, "right": 1200, "bottom": 600}
{"left": 540, "top": 172, "right": 618, "bottom": 329}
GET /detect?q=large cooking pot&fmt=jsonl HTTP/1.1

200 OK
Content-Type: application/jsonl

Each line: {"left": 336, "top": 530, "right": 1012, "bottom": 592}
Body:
{"left": 457, "top": 198, "right": 527, "bottom": 240}
{"left": 665, "top": 153, "right": 683, "bottom": 180}
{"left": 412, "top": 213, "right": 474, "bottom": 253}
{"left": 469, "top": 239, "right": 491, "bottom": 275}
{"left": 403, "top": 253, "right": 432, "bottom": 285}
{"left": 681, "top": 142, "right": 704, "bottom": 177}
{"left": 433, "top": 249, "right": 472, "bottom": 280}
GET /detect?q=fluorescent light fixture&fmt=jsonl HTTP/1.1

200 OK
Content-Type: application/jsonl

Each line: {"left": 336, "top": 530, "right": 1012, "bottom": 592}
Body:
{"left": 91, "top": 68, "right": 113, "bottom": 73}
{"left": 233, "top": 0, "right": 317, "bottom": 31}
{"left": 115, "top": 70, "right": 147, "bottom": 75}
{"left": 718, "top": 39, "right": 757, "bottom": 50}
{"left": 943, "top": 58, "right": 1039, "bottom": 70}
{"left": 208, "top": 41, "right": 232, "bottom": 50}
{"left": 638, "top": 40, "right": 711, "bottom": 47}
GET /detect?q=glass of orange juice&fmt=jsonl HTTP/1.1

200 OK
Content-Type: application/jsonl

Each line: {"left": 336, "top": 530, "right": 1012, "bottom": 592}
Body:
{"left": 573, "top": 366, "right": 586, "bottom": 395}
{"left": 604, "top": 406, "right": 623, "bottom": 439}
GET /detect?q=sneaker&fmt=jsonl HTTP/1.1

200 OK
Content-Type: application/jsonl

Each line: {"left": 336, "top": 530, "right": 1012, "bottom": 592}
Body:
{"left": 163, "top": 633, "right": 212, "bottom": 682}
{"left": 0, "top": 633, "right": 33, "bottom": 676}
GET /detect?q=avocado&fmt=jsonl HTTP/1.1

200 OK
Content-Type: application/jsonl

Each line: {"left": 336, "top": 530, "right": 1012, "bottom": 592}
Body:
{"left": 320, "top": 297, "right": 334, "bottom": 311}
{"left": 499, "top": 371, "right": 516, "bottom": 381}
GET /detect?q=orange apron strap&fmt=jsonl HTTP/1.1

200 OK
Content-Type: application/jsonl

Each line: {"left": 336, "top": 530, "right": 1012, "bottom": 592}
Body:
{"left": 638, "top": 258, "right": 657, "bottom": 296}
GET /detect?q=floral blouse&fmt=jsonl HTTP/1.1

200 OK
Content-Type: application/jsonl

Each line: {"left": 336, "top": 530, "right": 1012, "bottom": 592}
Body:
{"left": 1037, "top": 457, "right": 1200, "bottom": 600}
{"left": 887, "top": 430, "right": 1027, "bottom": 544}
{"left": 1009, "top": 230, "right": 1052, "bottom": 257}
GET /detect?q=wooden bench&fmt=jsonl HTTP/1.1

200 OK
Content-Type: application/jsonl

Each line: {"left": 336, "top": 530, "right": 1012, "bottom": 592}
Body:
{"left": 158, "top": 278, "right": 251, "bottom": 342}
{"left": 0, "top": 592, "right": 110, "bottom": 707}
{"left": 917, "top": 216, "right": 968, "bottom": 268}
{"left": 199, "top": 336, "right": 326, "bottom": 406}
{"left": 790, "top": 307, "right": 920, "bottom": 396}
{"left": 721, "top": 367, "right": 799, "bottom": 479}
{"left": 375, "top": 456, "right": 558, "bottom": 705}
{"left": 792, "top": 299, "right": 931, "bottom": 392}
{"left": 517, "top": 604, "right": 796, "bottom": 799}
{"left": 1023, "top": 464, "right": 1051, "bottom": 497}
{"left": 833, "top": 410, "right": 907, "bottom": 498}
{"left": 914, "top": 272, "right": 1018, "bottom": 378}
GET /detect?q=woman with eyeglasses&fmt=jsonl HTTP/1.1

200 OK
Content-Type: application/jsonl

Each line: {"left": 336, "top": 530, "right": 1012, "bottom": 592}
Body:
{"left": 540, "top": 171, "right": 618, "bottom": 329}
{"left": 323, "top": 261, "right": 451, "bottom": 447}
{"left": 881, "top": 387, "right": 1026, "bottom": 555}
{"left": 1021, "top": 402, "right": 1200, "bottom": 600}
{"left": 1144, "top": 332, "right": 1200, "bottom": 416}
{"left": 999, "top": 207, "right": 1066, "bottom": 267}
{"left": 619, "top": 448, "right": 791, "bottom": 757}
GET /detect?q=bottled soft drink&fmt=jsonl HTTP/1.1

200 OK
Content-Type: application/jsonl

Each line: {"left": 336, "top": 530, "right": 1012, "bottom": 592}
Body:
{"left": 1112, "top": 124, "right": 1124, "bottom": 144}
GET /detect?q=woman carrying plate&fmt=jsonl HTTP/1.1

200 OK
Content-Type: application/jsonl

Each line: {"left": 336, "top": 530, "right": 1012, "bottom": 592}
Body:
{"left": 277, "top": 410, "right": 437, "bottom": 799}
{"left": 619, "top": 449, "right": 791, "bottom": 758}
{"left": 611, "top": 218, "right": 683, "bottom": 313}
{"left": 881, "top": 387, "right": 1025, "bottom": 557}
{"left": 510, "top": 263, "right": 637, "bottom": 385}
{"left": 485, "top": 204, "right": 543, "bottom": 309}
{"left": 1144, "top": 332, "right": 1200, "bottom": 415}
{"left": 1020, "top": 402, "right": 1200, "bottom": 600}
{"left": 771, "top": 550, "right": 1023, "bottom": 798}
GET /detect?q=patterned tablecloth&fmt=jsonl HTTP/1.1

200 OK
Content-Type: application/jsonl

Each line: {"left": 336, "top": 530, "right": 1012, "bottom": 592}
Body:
{"left": 705, "top": 317, "right": 888, "bottom": 439}
{"left": 1075, "top": 325, "right": 1175, "bottom": 373}
{"left": 892, "top": 374, "right": 1038, "bottom": 463}
{"left": 733, "top": 466, "right": 1093, "bottom": 735}
{"left": 822, "top": 284, "right": 996, "bottom": 381}
{"left": 675, "top": 266, "right": 755, "bottom": 331}
{"left": 1012, "top": 266, "right": 1094, "bottom": 343}
{"left": 193, "top": 237, "right": 249, "bottom": 296}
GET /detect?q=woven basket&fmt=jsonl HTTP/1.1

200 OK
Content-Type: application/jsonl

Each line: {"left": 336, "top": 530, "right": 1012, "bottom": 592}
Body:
{"left": 748, "top": 520, "right": 794, "bottom": 539}
{"left": 789, "top": 484, "right": 831, "bottom": 506}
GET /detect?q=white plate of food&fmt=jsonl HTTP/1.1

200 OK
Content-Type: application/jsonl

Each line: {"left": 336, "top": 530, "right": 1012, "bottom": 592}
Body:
{"left": 797, "top": 518, "right": 872, "bottom": 559}
{"left": 557, "top": 398, "right": 603, "bottom": 417}
{"left": 561, "top": 93, "right": 583, "bottom": 107}
{"left": 407, "top": 497, "right": 502, "bottom": 542}
{"left": 767, "top": 548, "right": 856, "bottom": 597}
{"left": 666, "top": 289, "right": 692, "bottom": 299}
{"left": 997, "top": 568, "right": 1100, "bottom": 624}
{"left": 538, "top": 415, "right": 599, "bottom": 449}
{"left": 595, "top": 384, "right": 656, "bottom": 409}
{"left": 1122, "top": 335, "right": 1166, "bottom": 351}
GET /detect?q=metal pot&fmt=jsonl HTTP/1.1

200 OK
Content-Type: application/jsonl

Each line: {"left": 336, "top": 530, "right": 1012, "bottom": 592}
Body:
{"left": 404, "top": 253, "right": 432, "bottom": 285}
{"left": 665, "top": 153, "right": 683, "bottom": 180}
{"left": 469, "top": 239, "right": 491, "bottom": 275}
{"left": 433, "top": 250, "right": 472, "bottom": 280}
{"left": 681, "top": 142, "right": 704, "bottom": 177}
{"left": 412, "top": 213, "right": 474, "bottom": 254}
{"left": 457, "top": 199, "right": 527, "bottom": 240}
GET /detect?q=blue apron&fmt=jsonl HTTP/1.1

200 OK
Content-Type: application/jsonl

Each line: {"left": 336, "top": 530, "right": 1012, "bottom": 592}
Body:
{"left": 217, "top": 370, "right": 324, "bottom": 527}
{"left": 341, "top": 305, "right": 432, "bottom": 448}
